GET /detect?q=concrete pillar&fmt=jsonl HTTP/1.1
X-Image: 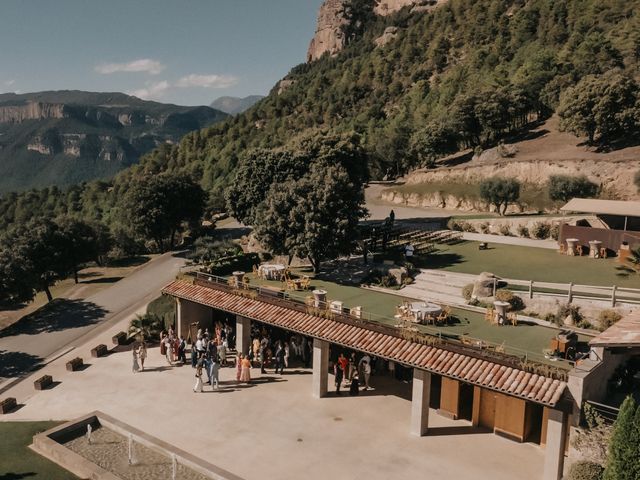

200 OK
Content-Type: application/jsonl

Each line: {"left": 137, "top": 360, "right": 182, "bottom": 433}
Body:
{"left": 236, "top": 316, "right": 251, "bottom": 356}
{"left": 312, "top": 338, "right": 329, "bottom": 398}
{"left": 410, "top": 369, "right": 431, "bottom": 436}
{"left": 176, "top": 298, "right": 183, "bottom": 339}
{"left": 543, "top": 408, "right": 568, "bottom": 480}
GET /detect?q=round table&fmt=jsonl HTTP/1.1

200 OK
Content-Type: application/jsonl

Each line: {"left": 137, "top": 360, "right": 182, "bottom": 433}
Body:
{"left": 410, "top": 302, "right": 442, "bottom": 324}
{"left": 565, "top": 238, "right": 579, "bottom": 256}
{"left": 493, "top": 301, "right": 510, "bottom": 325}
{"left": 588, "top": 240, "right": 602, "bottom": 258}
{"left": 259, "top": 264, "right": 286, "bottom": 280}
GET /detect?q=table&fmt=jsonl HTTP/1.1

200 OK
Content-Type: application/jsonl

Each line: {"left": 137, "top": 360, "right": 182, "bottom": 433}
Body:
{"left": 565, "top": 238, "right": 579, "bottom": 256}
{"left": 259, "top": 264, "right": 286, "bottom": 280}
{"left": 409, "top": 302, "right": 442, "bottom": 324}
{"left": 493, "top": 301, "right": 510, "bottom": 325}
{"left": 588, "top": 240, "right": 602, "bottom": 258}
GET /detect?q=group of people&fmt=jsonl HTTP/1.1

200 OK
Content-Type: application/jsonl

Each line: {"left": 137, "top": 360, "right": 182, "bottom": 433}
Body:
{"left": 334, "top": 352, "right": 373, "bottom": 396}
{"left": 160, "top": 327, "right": 187, "bottom": 365}
{"left": 192, "top": 326, "right": 231, "bottom": 392}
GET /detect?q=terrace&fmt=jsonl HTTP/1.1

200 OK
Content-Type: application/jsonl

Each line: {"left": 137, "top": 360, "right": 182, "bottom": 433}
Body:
{"left": 193, "top": 269, "right": 594, "bottom": 371}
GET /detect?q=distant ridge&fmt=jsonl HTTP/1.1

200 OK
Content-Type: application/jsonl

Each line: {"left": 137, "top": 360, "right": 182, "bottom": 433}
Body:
{"left": 0, "top": 90, "right": 227, "bottom": 193}
{"left": 210, "top": 95, "right": 264, "bottom": 115}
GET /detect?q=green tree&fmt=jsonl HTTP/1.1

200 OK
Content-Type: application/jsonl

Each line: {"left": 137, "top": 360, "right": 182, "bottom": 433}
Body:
{"left": 548, "top": 175, "right": 599, "bottom": 203}
{"left": 254, "top": 162, "right": 367, "bottom": 273}
{"left": 409, "top": 121, "right": 459, "bottom": 168}
{"left": 57, "top": 217, "right": 111, "bottom": 284}
{"left": 604, "top": 396, "right": 640, "bottom": 480}
{"left": 558, "top": 73, "right": 640, "bottom": 145}
{"left": 479, "top": 177, "right": 520, "bottom": 215}
{"left": 0, "top": 218, "right": 68, "bottom": 302}
{"left": 123, "top": 174, "right": 205, "bottom": 252}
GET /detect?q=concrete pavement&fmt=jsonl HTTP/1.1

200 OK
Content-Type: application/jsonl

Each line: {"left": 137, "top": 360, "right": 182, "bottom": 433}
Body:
{"left": 0, "top": 252, "right": 186, "bottom": 386}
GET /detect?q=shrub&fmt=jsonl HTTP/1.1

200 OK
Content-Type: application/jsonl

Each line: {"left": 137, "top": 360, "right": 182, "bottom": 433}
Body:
{"left": 598, "top": 310, "right": 622, "bottom": 331}
{"left": 479, "top": 177, "right": 521, "bottom": 215}
{"left": 462, "top": 283, "right": 474, "bottom": 301}
{"left": 495, "top": 289, "right": 525, "bottom": 311}
{"left": 531, "top": 221, "right": 551, "bottom": 239}
{"left": 516, "top": 225, "right": 530, "bottom": 237}
{"left": 567, "top": 461, "right": 604, "bottom": 480}
{"left": 550, "top": 223, "right": 560, "bottom": 240}
{"left": 128, "top": 313, "right": 164, "bottom": 341}
{"left": 499, "top": 224, "right": 512, "bottom": 236}
{"left": 479, "top": 222, "right": 490, "bottom": 234}
{"left": 556, "top": 304, "right": 583, "bottom": 326}
{"left": 549, "top": 175, "right": 599, "bottom": 203}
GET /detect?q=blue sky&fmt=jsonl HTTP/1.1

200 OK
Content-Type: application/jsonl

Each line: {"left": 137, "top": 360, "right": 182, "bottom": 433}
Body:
{"left": 0, "top": 0, "right": 324, "bottom": 105}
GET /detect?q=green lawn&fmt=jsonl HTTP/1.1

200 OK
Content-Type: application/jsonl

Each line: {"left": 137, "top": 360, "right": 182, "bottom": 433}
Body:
{"left": 247, "top": 272, "right": 593, "bottom": 366}
{"left": 416, "top": 241, "right": 640, "bottom": 289}
{"left": 0, "top": 421, "right": 78, "bottom": 479}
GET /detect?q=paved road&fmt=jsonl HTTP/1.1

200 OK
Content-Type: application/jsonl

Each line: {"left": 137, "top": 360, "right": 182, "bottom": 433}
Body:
{"left": 0, "top": 252, "right": 186, "bottom": 383}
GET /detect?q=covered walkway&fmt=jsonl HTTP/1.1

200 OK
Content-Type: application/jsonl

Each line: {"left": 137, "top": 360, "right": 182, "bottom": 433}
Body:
{"left": 163, "top": 277, "right": 572, "bottom": 480}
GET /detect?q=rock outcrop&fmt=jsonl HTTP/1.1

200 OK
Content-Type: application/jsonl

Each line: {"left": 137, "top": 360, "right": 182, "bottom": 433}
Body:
{"left": 307, "top": 0, "right": 445, "bottom": 61}
{"left": 0, "top": 102, "right": 65, "bottom": 123}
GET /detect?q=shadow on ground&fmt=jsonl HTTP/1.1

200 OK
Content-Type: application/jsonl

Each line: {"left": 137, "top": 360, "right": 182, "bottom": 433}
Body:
{"left": 0, "top": 473, "right": 37, "bottom": 479}
{"left": 0, "top": 299, "right": 108, "bottom": 338}
{"left": 0, "top": 350, "right": 43, "bottom": 378}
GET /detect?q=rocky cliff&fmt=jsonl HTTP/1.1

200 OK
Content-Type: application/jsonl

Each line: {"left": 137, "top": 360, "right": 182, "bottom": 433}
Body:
{"left": 307, "top": 0, "right": 443, "bottom": 61}
{"left": 0, "top": 91, "right": 228, "bottom": 193}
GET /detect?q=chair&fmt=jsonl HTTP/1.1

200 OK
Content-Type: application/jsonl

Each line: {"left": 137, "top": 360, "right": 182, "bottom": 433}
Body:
{"left": 508, "top": 312, "right": 518, "bottom": 326}
{"left": 558, "top": 244, "right": 566, "bottom": 255}
{"left": 577, "top": 245, "right": 585, "bottom": 256}
{"left": 301, "top": 276, "right": 311, "bottom": 290}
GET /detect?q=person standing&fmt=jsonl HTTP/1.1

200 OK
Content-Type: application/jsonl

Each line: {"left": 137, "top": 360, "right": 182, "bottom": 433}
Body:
{"left": 362, "top": 360, "right": 371, "bottom": 390}
{"left": 236, "top": 352, "right": 243, "bottom": 382}
{"left": 274, "top": 341, "right": 285, "bottom": 375}
{"left": 210, "top": 354, "right": 220, "bottom": 390}
{"left": 164, "top": 335, "right": 173, "bottom": 365}
{"left": 334, "top": 362, "right": 344, "bottom": 395}
{"left": 132, "top": 345, "right": 140, "bottom": 373}
{"left": 191, "top": 340, "right": 198, "bottom": 368}
{"left": 138, "top": 342, "right": 147, "bottom": 371}
{"left": 337, "top": 353, "right": 348, "bottom": 386}
{"left": 358, "top": 353, "right": 371, "bottom": 382}
{"left": 283, "top": 341, "right": 290, "bottom": 368}
{"left": 240, "top": 355, "right": 252, "bottom": 383}
{"left": 219, "top": 339, "right": 227, "bottom": 367}
{"left": 193, "top": 358, "right": 203, "bottom": 393}
{"left": 177, "top": 337, "right": 186, "bottom": 364}
{"left": 259, "top": 336, "right": 268, "bottom": 374}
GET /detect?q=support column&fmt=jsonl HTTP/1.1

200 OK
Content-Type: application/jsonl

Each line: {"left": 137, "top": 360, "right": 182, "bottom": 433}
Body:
{"left": 176, "top": 298, "right": 183, "bottom": 339}
{"left": 312, "top": 338, "right": 329, "bottom": 398}
{"left": 236, "top": 315, "right": 251, "bottom": 356}
{"left": 410, "top": 369, "right": 431, "bottom": 436}
{"left": 543, "top": 408, "right": 568, "bottom": 480}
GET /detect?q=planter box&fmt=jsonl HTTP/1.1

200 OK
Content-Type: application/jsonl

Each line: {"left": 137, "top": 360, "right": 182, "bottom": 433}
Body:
{"left": 0, "top": 397, "right": 17, "bottom": 414}
{"left": 34, "top": 375, "right": 53, "bottom": 390}
{"left": 66, "top": 357, "right": 84, "bottom": 372}
{"left": 91, "top": 344, "right": 108, "bottom": 358}
{"left": 112, "top": 331, "right": 127, "bottom": 346}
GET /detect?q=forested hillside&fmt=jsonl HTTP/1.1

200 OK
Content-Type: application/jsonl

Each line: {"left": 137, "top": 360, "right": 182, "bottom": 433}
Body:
{"left": 1, "top": 0, "right": 640, "bottom": 229}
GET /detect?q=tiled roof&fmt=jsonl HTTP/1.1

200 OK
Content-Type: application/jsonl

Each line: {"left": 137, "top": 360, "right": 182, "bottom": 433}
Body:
{"left": 163, "top": 280, "right": 567, "bottom": 407}
{"left": 590, "top": 311, "right": 640, "bottom": 347}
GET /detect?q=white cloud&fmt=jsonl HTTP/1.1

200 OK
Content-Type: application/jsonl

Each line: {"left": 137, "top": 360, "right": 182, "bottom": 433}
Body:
{"left": 129, "top": 81, "right": 170, "bottom": 100}
{"left": 95, "top": 58, "right": 165, "bottom": 75}
{"left": 175, "top": 74, "right": 238, "bottom": 89}
{"left": 4, "top": 79, "right": 15, "bottom": 87}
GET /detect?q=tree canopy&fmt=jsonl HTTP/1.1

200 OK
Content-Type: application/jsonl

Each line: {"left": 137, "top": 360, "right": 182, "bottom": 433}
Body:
{"left": 479, "top": 177, "right": 521, "bottom": 215}
{"left": 548, "top": 175, "right": 599, "bottom": 203}
{"left": 604, "top": 396, "right": 640, "bottom": 480}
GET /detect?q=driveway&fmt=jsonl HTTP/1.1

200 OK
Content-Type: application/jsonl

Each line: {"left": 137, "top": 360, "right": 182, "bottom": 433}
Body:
{"left": 0, "top": 252, "right": 186, "bottom": 384}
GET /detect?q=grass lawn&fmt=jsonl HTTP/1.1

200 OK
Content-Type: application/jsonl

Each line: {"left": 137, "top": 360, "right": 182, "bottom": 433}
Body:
{"left": 246, "top": 271, "right": 592, "bottom": 366}
{"left": 417, "top": 241, "right": 640, "bottom": 288}
{"left": 0, "top": 421, "right": 78, "bottom": 479}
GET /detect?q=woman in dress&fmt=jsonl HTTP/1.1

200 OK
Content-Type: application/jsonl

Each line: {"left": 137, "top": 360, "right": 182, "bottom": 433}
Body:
{"left": 252, "top": 338, "right": 260, "bottom": 364}
{"left": 132, "top": 345, "right": 140, "bottom": 373}
{"left": 236, "top": 352, "right": 243, "bottom": 382}
{"left": 138, "top": 342, "right": 147, "bottom": 371}
{"left": 240, "top": 355, "right": 252, "bottom": 383}
{"left": 284, "top": 341, "right": 290, "bottom": 368}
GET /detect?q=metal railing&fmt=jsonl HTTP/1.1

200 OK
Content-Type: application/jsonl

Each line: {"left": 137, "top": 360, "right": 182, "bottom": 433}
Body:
{"left": 187, "top": 270, "right": 572, "bottom": 378}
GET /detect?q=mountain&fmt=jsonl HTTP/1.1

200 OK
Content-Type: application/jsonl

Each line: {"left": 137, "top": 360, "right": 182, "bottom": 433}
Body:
{"left": 210, "top": 96, "right": 265, "bottom": 115}
{"left": 0, "top": 91, "right": 227, "bottom": 193}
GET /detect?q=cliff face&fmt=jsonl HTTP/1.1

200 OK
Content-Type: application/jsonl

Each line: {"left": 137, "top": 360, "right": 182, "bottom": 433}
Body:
{"left": 0, "top": 102, "right": 66, "bottom": 123}
{"left": 307, "top": 0, "right": 442, "bottom": 61}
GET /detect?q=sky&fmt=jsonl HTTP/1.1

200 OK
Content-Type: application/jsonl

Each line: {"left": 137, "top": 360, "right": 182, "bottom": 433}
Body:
{"left": 0, "top": 0, "right": 324, "bottom": 106}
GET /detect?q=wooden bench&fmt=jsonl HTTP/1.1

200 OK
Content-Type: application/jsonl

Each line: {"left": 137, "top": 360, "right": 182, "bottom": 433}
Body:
{"left": 0, "top": 397, "right": 17, "bottom": 414}
{"left": 112, "top": 331, "right": 128, "bottom": 345}
{"left": 34, "top": 374, "right": 53, "bottom": 390}
{"left": 66, "top": 357, "right": 84, "bottom": 371}
{"left": 91, "top": 344, "right": 109, "bottom": 358}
